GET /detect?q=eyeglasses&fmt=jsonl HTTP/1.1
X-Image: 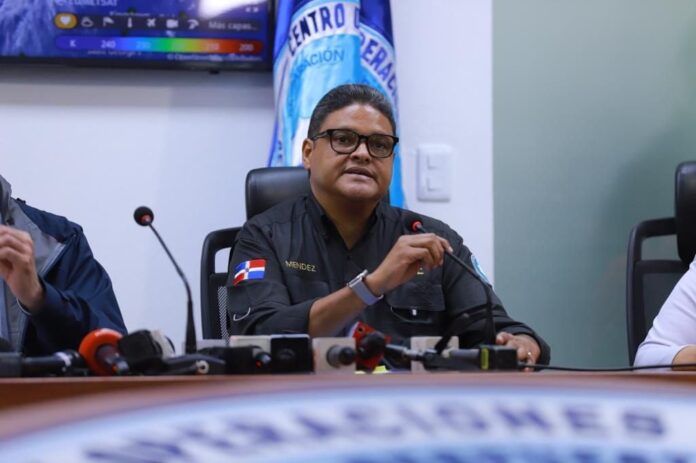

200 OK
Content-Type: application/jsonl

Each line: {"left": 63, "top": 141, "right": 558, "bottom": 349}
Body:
{"left": 311, "top": 129, "right": 399, "bottom": 159}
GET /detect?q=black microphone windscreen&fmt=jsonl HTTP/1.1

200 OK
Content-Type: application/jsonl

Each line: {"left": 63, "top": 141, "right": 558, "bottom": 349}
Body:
{"left": 133, "top": 206, "right": 154, "bottom": 226}
{"left": 0, "top": 337, "right": 12, "bottom": 353}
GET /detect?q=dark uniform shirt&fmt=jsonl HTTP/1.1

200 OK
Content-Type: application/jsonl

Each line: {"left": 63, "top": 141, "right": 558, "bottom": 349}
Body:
{"left": 226, "top": 194, "right": 550, "bottom": 365}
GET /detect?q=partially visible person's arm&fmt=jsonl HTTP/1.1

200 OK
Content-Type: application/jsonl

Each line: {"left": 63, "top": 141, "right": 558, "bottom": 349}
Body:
{"left": 673, "top": 345, "right": 696, "bottom": 369}
{"left": 0, "top": 224, "right": 125, "bottom": 353}
{"left": 635, "top": 259, "right": 696, "bottom": 370}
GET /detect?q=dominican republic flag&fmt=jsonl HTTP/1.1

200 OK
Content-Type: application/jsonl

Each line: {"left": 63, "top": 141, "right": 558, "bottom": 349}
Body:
{"left": 268, "top": 0, "right": 405, "bottom": 207}
{"left": 233, "top": 259, "right": 267, "bottom": 286}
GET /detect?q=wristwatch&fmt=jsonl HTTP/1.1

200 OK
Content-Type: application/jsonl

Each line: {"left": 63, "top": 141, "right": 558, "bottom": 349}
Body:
{"left": 347, "top": 269, "right": 383, "bottom": 305}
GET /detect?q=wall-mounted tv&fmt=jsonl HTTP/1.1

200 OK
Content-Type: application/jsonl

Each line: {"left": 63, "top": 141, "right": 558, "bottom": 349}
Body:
{"left": 0, "top": 0, "right": 273, "bottom": 71}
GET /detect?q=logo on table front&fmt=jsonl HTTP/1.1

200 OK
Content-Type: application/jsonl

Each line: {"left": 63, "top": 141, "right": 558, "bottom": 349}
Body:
{"left": 2, "top": 386, "right": 694, "bottom": 462}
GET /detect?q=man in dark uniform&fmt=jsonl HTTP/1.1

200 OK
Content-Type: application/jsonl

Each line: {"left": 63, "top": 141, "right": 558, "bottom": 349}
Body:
{"left": 227, "top": 84, "right": 550, "bottom": 367}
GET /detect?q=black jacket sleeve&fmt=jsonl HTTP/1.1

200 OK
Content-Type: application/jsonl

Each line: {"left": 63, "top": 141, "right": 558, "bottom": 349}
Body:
{"left": 226, "top": 222, "right": 318, "bottom": 335}
{"left": 25, "top": 231, "right": 126, "bottom": 355}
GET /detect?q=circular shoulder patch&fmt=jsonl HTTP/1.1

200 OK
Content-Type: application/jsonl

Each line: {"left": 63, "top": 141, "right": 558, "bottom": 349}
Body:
{"left": 471, "top": 254, "right": 490, "bottom": 284}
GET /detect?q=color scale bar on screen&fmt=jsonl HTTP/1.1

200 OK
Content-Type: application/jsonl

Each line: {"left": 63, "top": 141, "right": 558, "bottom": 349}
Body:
{"left": 55, "top": 36, "right": 263, "bottom": 54}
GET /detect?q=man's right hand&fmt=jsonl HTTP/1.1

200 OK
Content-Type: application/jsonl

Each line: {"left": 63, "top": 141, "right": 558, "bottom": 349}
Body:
{"left": 308, "top": 233, "right": 452, "bottom": 337}
{"left": 365, "top": 233, "right": 453, "bottom": 296}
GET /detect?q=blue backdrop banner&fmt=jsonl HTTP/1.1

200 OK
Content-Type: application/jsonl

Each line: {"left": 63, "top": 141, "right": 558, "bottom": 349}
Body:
{"left": 269, "top": 0, "right": 404, "bottom": 207}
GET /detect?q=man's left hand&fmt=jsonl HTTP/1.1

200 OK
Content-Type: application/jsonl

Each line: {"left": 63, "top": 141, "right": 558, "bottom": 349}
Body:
{"left": 495, "top": 332, "right": 540, "bottom": 372}
{"left": 0, "top": 225, "right": 45, "bottom": 312}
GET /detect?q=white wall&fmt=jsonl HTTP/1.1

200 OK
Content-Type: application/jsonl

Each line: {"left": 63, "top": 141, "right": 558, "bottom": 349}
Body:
{"left": 493, "top": 0, "right": 696, "bottom": 366}
{"left": 394, "top": 0, "right": 493, "bottom": 279}
{"left": 0, "top": 0, "right": 492, "bottom": 350}
{"left": 0, "top": 70, "right": 275, "bottom": 346}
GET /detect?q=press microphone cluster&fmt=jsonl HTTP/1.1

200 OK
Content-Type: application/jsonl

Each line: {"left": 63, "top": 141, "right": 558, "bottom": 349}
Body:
{"left": 80, "top": 328, "right": 226, "bottom": 376}
{"left": 349, "top": 322, "right": 518, "bottom": 373}
{"left": 0, "top": 328, "right": 219, "bottom": 378}
{"left": 228, "top": 334, "right": 348, "bottom": 374}
{"left": 386, "top": 343, "right": 518, "bottom": 372}
{"left": 0, "top": 329, "right": 517, "bottom": 378}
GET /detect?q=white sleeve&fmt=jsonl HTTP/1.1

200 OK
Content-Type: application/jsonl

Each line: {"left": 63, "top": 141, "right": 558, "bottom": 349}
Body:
{"left": 634, "top": 258, "right": 696, "bottom": 368}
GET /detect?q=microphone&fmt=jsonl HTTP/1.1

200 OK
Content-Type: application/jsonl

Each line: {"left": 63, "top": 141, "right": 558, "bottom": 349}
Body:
{"left": 386, "top": 344, "right": 517, "bottom": 371}
{"left": 79, "top": 328, "right": 130, "bottom": 376}
{"left": 21, "top": 350, "right": 87, "bottom": 377}
{"left": 117, "top": 329, "right": 175, "bottom": 373}
{"left": 352, "top": 321, "right": 389, "bottom": 371}
{"left": 198, "top": 346, "right": 272, "bottom": 374}
{"left": 326, "top": 345, "right": 356, "bottom": 368}
{"left": 404, "top": 213, "right": 497, "bottom": 351}
{"left": 0, "top": 348, "right": 87, "bottom": 377}
{"left": 270, "top": 334, "right": 313, "bottom": 374}
{"left": 2, "top": 335, "right": 89, "bottom": 377}
{"left": 134, "top": 206, "right": 196, "bottom": 355}
{"left": 312, "top": 337, "right": 356, "bottom": 373}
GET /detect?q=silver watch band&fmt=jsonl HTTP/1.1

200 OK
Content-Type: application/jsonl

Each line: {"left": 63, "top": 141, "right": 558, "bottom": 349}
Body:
{"left": 348, "top": 270, "right": 383, "bottom": 305}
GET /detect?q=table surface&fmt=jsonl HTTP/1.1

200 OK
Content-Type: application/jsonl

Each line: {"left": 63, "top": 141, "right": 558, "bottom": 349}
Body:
{"left": 2, "top": 371, "right": 696, "bottom": 412}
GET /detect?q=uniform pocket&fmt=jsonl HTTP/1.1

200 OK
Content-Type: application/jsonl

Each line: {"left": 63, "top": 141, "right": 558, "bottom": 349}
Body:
{"left": 384, "top": 282, "right": 446, "bottom": 325}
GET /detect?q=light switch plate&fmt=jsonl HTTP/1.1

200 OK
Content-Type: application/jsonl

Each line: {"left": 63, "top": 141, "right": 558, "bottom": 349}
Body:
{"left": 416, "top": 144, "right": 452, "bottom": 201}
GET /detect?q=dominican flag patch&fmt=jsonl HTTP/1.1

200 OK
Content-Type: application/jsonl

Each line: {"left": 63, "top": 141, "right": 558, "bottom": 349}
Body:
{"left": 233, "top": 259, "right": 266, "bottom": 286}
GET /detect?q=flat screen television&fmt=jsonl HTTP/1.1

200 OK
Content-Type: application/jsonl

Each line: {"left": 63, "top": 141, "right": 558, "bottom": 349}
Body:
{"left": 0, "top": 0, "right": 273, "bottom": 71}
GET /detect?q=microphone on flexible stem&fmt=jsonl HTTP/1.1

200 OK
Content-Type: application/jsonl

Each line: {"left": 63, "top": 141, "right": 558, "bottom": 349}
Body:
{"left": 134, "top": 206, "right": 196, "bottom": 355}
{"left": 404, "top": 213, "right": 497, "bottom": 352}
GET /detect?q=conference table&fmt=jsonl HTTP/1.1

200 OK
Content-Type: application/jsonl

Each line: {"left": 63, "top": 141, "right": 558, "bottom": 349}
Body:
{"left": 1, "top": 372, "right": 695, "bottom": 462}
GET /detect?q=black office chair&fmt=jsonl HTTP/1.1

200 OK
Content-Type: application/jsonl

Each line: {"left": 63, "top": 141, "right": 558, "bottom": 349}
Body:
{"left": 200, "top": 167, "right": 310, "bottom": 339}
{"left": 200, "top": 227, "right": 240, "bottom": 340}
{"left": 626, "top": 161, "right": 696, "bottom": 363}
{"left": 246, "top": 166, "right": 311, "bottom": 220}
{"left": 245, "top": 165, "right": 389, "bottom": 217}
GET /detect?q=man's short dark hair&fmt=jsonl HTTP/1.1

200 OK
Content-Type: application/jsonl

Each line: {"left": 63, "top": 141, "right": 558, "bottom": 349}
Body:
{"left": 307, "top": 84, "right": 396, "bottom": 138}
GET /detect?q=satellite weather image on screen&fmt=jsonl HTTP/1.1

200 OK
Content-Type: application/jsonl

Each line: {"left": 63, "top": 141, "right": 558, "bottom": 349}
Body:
{"left": 0, "top": 0, "right": 271, "bottom": 69}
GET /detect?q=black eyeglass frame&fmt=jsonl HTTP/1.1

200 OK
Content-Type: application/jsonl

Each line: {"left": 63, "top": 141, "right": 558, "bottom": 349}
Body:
{"left": 311, "top": 128, "right": 399, "bottom": 159}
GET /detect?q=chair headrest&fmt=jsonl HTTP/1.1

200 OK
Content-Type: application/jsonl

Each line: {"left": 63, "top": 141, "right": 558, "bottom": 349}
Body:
{"left": 676, "top": 161, "right": 696, "bottom": 264}
{"left": 245, "top": 167, "right": 311, "bottom": 219}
